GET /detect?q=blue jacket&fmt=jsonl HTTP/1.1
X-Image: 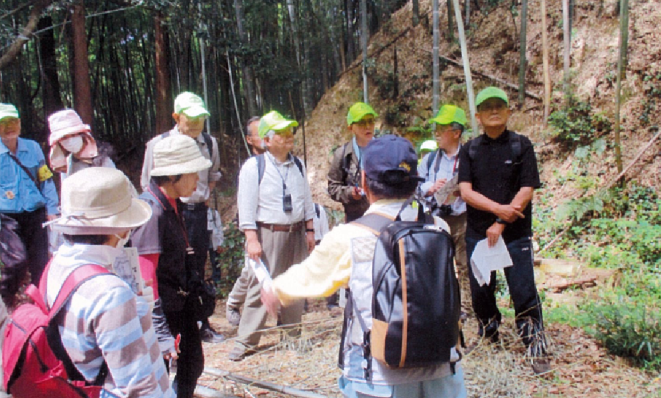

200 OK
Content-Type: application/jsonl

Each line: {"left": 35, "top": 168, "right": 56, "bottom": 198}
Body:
{"left": 0, "top": 138, "right": 59, "bottom": 215}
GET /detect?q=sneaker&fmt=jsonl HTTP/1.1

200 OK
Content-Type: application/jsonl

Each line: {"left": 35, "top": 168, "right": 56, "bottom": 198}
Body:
{"left": 200, "top": 324, "right": 225, "bottom": 343}
{"left": 226, "top": 306, "right": 241, "bottom": 326}
{"left": 531, "top": 357, "right": 551, "bottom": 374}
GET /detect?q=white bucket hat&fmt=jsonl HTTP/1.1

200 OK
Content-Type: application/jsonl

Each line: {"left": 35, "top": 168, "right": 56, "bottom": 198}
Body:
{"left": 50, "top": 168, "right": 152, "bottom": 235}
{"left": 150, "top": 135, "right": 212, "bottom": 177}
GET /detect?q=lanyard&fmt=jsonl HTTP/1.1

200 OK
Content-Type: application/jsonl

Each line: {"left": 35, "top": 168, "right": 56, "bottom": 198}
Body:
{"left": 266, "top": 152, "right": 291, "bottom": 193}
{"left": 148, "top": 187, "right": 193, "bottom": 253}
{"left": 433, "top": 146, "right": 460, "bottom": 177}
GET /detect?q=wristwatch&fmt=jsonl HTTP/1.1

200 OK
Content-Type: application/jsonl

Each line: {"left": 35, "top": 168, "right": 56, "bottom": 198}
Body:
{"left": 306, "top": 228, "right": 315, "bottom": 233}
{"left": 495, "top": 218, "right": 507, "bottom": 225}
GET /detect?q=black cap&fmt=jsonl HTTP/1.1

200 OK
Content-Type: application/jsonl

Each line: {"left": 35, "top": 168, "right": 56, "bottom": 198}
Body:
{"left": 363, "top": 135, "right": 423, "bottom": 184}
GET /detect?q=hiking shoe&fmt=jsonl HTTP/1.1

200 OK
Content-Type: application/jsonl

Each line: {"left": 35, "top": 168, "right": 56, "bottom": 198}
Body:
{"left": 226, "top": 306, "right": 241, "bottom": 326}
{"left": 531, "top": 357, "right": 551, "bottom": 374}
{"left": 228, "top": 346, "right": 255, "bottom": 362}
{"left": 200, "top": 324, "right": 225, "bottom": 344}
{"left": 477, "top": 318, "right": 500, "bottom": 343}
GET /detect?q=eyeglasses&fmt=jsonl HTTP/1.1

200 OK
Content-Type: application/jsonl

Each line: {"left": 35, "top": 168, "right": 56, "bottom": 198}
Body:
{"left": 354, "top": 118, "right": 375, "bottom": 127}
{"left": 0, "top": 118, "right": 19, "bottom": 127}
{"left": 275, "top": 129, "right": 296, "bottom": 137}
{"left": 434, "top": 127, "right": 456, "bottom": 137}
{"left": 477, "top": 102, "right": 508, "bottom": 112}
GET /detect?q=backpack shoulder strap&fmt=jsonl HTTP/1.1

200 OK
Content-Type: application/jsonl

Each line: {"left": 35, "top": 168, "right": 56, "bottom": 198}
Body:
{"left": 201, "top": 132, "right": 213, "bottom": 158}
{"left": 292, "top": 156, "right": 304, "bottom": 177}
{"left": 256, "top": 154, "right": 265, "bottom": 185}
{"left": 160, "top": 131, "right": 170, "bottom": 139}
{"left": 45, "top": 264, "right": 111, "bottom": 319}
{"left": 426, "top": 150, "right": 439, "bottom": 175}
{"left": 341, "top": 142, "right": 352, "bottom": 174}
{"left": 508, "top": 130, "right": 522, "bottom": 160}
{"left": 468, "top": 135, "right": 483, "bottom": 161}
{"left": 351, "top": 212, "right": 394, "bottom": 236}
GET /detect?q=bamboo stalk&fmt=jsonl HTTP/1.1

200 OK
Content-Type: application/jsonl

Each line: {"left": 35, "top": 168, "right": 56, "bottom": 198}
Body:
{"left": 614, "top": 0, "right": 629, "bottom": 175}
{"left": 452, "top": 0, "right": 478, "bottom": 134}
{"left": 204, "top": 367, "right": 328, "bottom": 398}
{"left": 361, "top": 0, "right": 369, "bottom": 103}
{"left": 562, "top": 0, "right": 571, "bottom": 104}
{"left": 433, "top": 0, "right": 440, "bottom": 115}
{"left": 541, "top": 0, "right": 551, "bottom": 126}
{"left": 518, "top": 0, "right": 529, "bottom": 106}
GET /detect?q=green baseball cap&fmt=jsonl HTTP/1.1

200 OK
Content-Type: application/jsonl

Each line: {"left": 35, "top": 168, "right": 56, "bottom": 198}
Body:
{"left": 347, "top": 102, "right": 378, "bottom": 126}
{"left": 475, "top": 87, "right": 509, "bottom": 108}
{"left": 0, "top": 103, "right": 19, "bottom": 121}
{"left": 174, "top": 92, "right": 210, "bottom": 118}
{"left": 429, "top": 104, "right": 467, "bottom": 127}
{"left": 258, "top": 111, "right": 299, "bottom": 138}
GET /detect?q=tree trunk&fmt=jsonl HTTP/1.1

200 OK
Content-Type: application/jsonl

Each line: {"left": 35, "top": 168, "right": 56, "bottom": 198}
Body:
{"left": 452, "top": 0, "right": 477, "bottom": 134}
{"left": 446, "top": 0, "right": 454, "bottom": 43}
{"left": 346, "top": 0, "right": 356, "bottom": 61}
{"left": 541, "top": 0, "right": 551, "bottom": 126}
{"left": 518, "top": 0, "right": 528, "bottom": 107}
{"left": 562, "top": 0, "right": 571, "bottom": 103}
{"left": 433, "top": 0, "right": 440, "bottom": 115}
{"left": 412, "top": 0, "right": 420, "bottom": 26}
{"left": 38, "top": 16, "right": 63, "bottom": 138}
{"left": 71, "top": 1, "right": 93, "bottom": 126}
{"left": 154, "top": 12, "right": 171, "bottom": 135}
{"left": 0, "top": 0, "right": 51, "bottom": 70}
{"left": 614, "top": 0, "right": 629, "bottom": 176}
{"left": 234, "top": 0, "right": 258, "bottom": 116}
{"left": 361, "top": 0, "right": 368, "bottom": 103}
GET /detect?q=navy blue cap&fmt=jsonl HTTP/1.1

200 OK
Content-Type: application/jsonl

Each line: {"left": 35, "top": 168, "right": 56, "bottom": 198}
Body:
{"left": 363, "top": 135, "right": 422, "bottom": 184}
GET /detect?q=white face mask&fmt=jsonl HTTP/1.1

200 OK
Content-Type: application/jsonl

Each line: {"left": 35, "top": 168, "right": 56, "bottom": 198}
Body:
{"left": 114, "top": 230, "right": 131, "bottom": 249}
{"left": 60, "top": 135, "right": 84, "bottom": 154}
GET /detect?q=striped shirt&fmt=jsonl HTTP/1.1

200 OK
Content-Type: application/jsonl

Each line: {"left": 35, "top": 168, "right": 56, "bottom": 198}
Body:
{"left": 46, "top": 243, "right": 175, "bottom": 398}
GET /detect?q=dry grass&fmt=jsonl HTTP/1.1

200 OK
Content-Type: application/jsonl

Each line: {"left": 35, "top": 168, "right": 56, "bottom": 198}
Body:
{"left": 198, "top": 297, "right": 660, "bottom": 398}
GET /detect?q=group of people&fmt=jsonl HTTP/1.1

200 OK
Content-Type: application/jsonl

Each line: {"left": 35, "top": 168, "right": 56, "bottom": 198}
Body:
{"left": 0, "top": 84, "right": 548, "bottom": 398}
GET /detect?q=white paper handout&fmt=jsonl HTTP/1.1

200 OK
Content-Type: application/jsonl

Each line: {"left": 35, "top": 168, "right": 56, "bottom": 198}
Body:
{"left": 433, "top": 174, "right": 459, "bottom": 206}
{"left": 470, "top": 237, "right": 513, "bottom": 286}
{"left": 112, "top": 247, "right": 144, "bottom": 294}
{"left": 247, "top": 258, "right": 273, "bottom": 290}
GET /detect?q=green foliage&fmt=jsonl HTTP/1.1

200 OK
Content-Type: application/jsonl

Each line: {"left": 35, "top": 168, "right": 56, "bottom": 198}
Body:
{"left": 214, "top": 222, "right": 246, "bottom": 297}
{"left": 580, "top": 273, "right": 661, "bottom": 370}
{"left": 640, "top": 73, "right": 661, "bottom": 126}
{"left": 548, "top": 94, "right": 612, "bottom": 146}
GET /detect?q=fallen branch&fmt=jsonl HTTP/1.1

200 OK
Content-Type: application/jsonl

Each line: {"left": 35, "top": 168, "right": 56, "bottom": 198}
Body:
{"left": 419, "top": 47, "right": 542, "bottom": 101}
{"left": 540, "top": 128, "right": 661, "bottom": 253}
{"left": 204, "top": 367, "right": 327, "bottom": 398}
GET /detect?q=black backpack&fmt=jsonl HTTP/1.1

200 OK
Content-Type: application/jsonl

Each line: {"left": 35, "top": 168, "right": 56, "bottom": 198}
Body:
{"left": 345, "top": 200, "right": 461, "bottom": 378}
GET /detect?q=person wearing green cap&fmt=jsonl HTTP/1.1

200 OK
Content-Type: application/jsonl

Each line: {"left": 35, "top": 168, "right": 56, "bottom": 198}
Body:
{"left": 326, "top": 102, "right": 378, "bottom": 313}
{"left": 0, "top": 103, "right": 59, "bottom": 295}
{"left": 140, "top": 92, "right": 224, "bottom": 344}
{"left": 418, "top": 104, "right": 470, "bottom": 307}
{"left": 458, "top": 87, "right": 549, "bottom": 373}
{"left": 232, "top": 110, "right": 315, "bottom": 361}
{"left": 328, "top": 102, "right": 378, "bottom": 223}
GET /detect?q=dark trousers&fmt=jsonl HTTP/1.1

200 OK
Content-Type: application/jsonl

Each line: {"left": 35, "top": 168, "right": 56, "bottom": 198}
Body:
{"left": 208, "top": 248, "right": 221, "bottom": 284}
{"left": 6, "top": 208, "right": 48, "bottom": 285}
{"left": 466, "top": 235, "right": 545, "bottom": 347}
{"left": 165, "top": 302, "right": 204, "bottom": 398}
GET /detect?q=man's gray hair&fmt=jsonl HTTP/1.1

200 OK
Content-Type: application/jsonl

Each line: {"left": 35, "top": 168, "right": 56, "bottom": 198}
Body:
{"left": 450, "top": 122, "right": 465, "bottom": 134}
{"left": 244, "top": 116, "right": 260, "bottom": 137}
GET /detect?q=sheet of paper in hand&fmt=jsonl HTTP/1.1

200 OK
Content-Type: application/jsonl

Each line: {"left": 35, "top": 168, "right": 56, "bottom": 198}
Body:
{"left": 433, "top": 174, "right": 459, "bottom": 205}
{"left": 112, "top": 247, "right": 144, "bottom": 294}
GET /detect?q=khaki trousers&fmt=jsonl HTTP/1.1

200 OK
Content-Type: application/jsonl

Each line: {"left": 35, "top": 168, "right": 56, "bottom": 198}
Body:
{"left": 235, "top": 226, "right": 307, "bottom": 350}
{"left": 441, "top": 212, "right": 470, "bottom": 306}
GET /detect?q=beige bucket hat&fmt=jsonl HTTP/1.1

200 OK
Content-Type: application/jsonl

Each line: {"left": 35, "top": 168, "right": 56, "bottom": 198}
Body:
{"left": 50, "top": 167, "right": 152, "bottom": 235}
{"left": 150, "top": 135, "right": 212, "bottom": 177}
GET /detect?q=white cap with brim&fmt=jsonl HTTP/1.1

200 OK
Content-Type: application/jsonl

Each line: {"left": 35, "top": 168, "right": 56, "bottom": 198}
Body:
{"left": 49, "top": 168, "right": 152, "bottom": 235}
{"left": 150, "top": 135, "right": 212, "bottom": 177}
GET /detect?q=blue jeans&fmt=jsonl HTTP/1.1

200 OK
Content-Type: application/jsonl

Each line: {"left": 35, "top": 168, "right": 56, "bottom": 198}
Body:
{"left": 338, "top": 366, "right": 467, "bottom": 398}
{"left": 466, "top": 235, "right": 545, "bottom": 348}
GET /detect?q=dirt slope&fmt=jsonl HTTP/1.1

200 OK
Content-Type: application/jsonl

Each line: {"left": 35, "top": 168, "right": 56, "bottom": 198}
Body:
{"left": 296, "top": 0, "right": 660, "bottom": 212}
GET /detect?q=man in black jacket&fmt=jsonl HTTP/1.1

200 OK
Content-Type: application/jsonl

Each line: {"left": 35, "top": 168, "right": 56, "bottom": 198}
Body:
{"left": 458, "top": 87, "right": 549, "bottom": 374}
